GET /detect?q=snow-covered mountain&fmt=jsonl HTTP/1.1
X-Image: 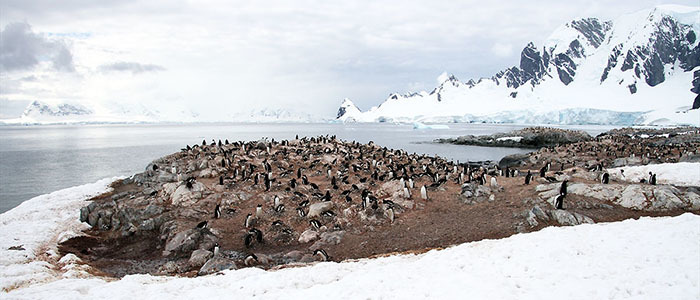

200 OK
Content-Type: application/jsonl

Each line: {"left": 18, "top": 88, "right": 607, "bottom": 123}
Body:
{"left": 1, "top": 100, "right": 200, "bottom": 125}
{"left": 231, "top": 108, "right": 323, "bottom": 123}
{"left": 337, "top": 5, "right": 700, "bottom": 125}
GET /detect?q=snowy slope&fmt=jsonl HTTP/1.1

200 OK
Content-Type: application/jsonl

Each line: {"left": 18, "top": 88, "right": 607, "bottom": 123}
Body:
{"left": 0, "top": 100, "right": 201, "bottom": 125}
{"left": 609, "top": 162, "right": 700, "bottom": 186}
{"left": 338, "top": 5, "right": 700, "bottom": 125}
{"left": 2, "top": 174, "right": 699, "bottom": 299}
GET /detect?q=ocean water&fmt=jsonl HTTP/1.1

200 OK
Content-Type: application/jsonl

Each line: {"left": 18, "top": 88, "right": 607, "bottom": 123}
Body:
{"left": 0, "top": 123, "right": 616, "bottom": 213}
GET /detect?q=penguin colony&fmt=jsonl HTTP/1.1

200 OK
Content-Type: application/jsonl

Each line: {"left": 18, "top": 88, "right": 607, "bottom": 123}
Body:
{"left": 76, "top": 127, "right": 697, "bottom": 276}
{"left": 169, "top": 135, "right": 499, "bottom": 267}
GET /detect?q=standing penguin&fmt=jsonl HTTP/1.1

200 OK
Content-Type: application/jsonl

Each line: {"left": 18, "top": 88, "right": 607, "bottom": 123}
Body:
{"left": 540, "top": 166, "right": 546, "bottom": 178}
{"left": 490, "top": 176, "right": 498, "bottom": 188}
{"left": 244, "top": 213, "right": 253, "bottom": 228}
{"left": 559, "top": 180, "right": 568, "bottom": 197}
{"left": 420, "top": 185, "right": 428, "bottom": 201}
{"left": 255, "top": 204, "right": 263, "bottom": 218}
{"left": 525, "top": 170, "right": 532, "bottom": 185}
{"left": 555, "top": 194, "right": 565, "bottom": 210}
{"left": 214, "top": 204, "right": 221, "bottom": 219}
{"left": 386, "top": 206, "right": 395, "bottom": 223}
{"left": 601, "top": 173, "right": 610, "bottom": 184}
{"left": 650, "top": 173, "right": 657, "bottom": 185}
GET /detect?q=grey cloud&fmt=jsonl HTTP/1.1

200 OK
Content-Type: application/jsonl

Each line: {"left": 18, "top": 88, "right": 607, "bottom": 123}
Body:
{"left": 0, "top": 22, "right": 75, "bottom": 72}
{"left": 98, "top": 62, "right": 166, "bottom": 74}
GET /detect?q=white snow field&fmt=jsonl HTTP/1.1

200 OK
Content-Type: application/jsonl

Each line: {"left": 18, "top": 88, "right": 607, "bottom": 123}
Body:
{"left": 1, "top": 177, "right": 699, "bottom": 299}
{"left": 610, "top": 162, "right": 700, "bottom": 187}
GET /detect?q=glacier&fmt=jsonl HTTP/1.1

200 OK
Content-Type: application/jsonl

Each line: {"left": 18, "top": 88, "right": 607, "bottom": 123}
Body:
{"left": 337, "top": 5, "right": 700, "bottom": 126}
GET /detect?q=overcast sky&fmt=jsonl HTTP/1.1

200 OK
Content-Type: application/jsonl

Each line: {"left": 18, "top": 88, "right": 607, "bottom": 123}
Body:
{"left": 0, "top": 0, "right": 696, "bottom": 119}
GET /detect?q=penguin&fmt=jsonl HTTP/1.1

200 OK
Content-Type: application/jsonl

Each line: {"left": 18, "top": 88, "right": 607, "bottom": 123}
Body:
{"left": 490, "top": 176, "right": 498, "bottom": 188}
{"left": 409, "top": 178, "right": 414, "bottom": 189}
{"left": 559, "top": 180, "right": 568, "bottom": 196}
{"left": 540, "top": 166, "right": 546, "bottom": 178}
{"left": 322, "top": 190, "right": 332, "bottom": 201}
{"left": 555, "top": 194, "right": 565, "bottom": 210}
{"left": 244, "top": 213, "right": 253, "bottom": 228}
{"left": 310, "top": 219, "right": 321, "bottom": 230}
{"left": 214, "top": 204, "right": 221, "bottom": 219}
{"left": 313, "top": 249, "right": 329, "bottom": 261}
{"left": 249, "top": 228, "right": 263, "bottom": 243}
{"left": 420, "top": 185, "right": 428, "bottom": 201}
{"left": 299, "top": 200, "right": 309, "bottom": 207}
{"left": 525, "top": 170, "right": 532, "bottom": 185}
{"left": 650, "top": 173, "right": 657, "bottom": 185}
{"left": 213, "top": 243, "right": 220, "bottom": 256}
{"left": 403, "top": 187, "right": 411, "bottom": 198}
{"left": 256, "top": 204, "right": 263, "bottom": 218}
{"left": 601, "top": 172, "right": 610, "bottom": 184}
{"left": 244, "top": 254, "right": 259, "bottom": 266}
{"left": 274, "top": 204, "right": 285, "bottom": 213}
{"left": 297, "top": 207, "right": 306, "bottom": 217}
{"left": 386, "top": 206, "right": 395, "bottom": 223}
{"left": 196, "top": 220, "right": 208, "bottom": 229}
{"left": 219, "top": 176, "right": 224, "bottom": 185}
{"left": 345, "top": 195, "right": 352, "bottom": 203}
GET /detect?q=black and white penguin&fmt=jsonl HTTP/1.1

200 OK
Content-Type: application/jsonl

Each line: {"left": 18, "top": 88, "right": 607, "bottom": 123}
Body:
{"left": 555, "top": 194, "right": 565, "bottom": 210}
{"left": 313, "top": 249, "right": 329, "bottom": 261}
{"left": 559, "top": 180, "right": 568, "bottom": 196}
{"left": 420, "top": 185, "right": 428, "bottom": 200}
{"left": 322, "top": 190, "right": 332, "bottom": 202}
{"left": 601, "top": 172, "right": 610, "bottom": 184}
{"left": 244, "top": 213, "right": 253, "bottom": 228}
{"left": 540, "top": 166, "right": 546, "bottom": 178}
{"left": 196, "top": 220, "right": 208, "bottom": 229}
{"left": 525, "top": 170, "right": 532, "bottom": 185}
{"left": 403, "top": 187, "right": 411, "bottom": 198}
{"left": 490, "top": 176, "right": 498, "bottom": 188}
{"left": 256, "top": 204, "right": 263, "bottom": 218}
{"left": 214, "top": 204, "right": 221, "bottom": 219}
{"left": 310, "top": 219, "right": 321, "bottom": 230}
{"left": 650, "top": 173, "right": 657, "bottom": 185}
{"left": 219, "top": 176, "right": 224, "bottom": 185}
{"left": 249, "top": 228, "right": 263, "bottom": 243}
{"left": 244, "top": 254, "right": 259, "bottom": 266}
{"left": 297, "top": 207, "right": 306, "bottom": 217}
{"left": 386, "top": 206, "right": 395, "bottom": 223}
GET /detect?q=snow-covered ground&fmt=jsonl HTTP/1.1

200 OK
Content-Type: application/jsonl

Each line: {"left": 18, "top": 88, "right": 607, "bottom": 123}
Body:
{"left": 2, "top": 176, "right": 699, "bottom": 299}
{"left": 610, "top": 162, "right": 700, "bottom": 186}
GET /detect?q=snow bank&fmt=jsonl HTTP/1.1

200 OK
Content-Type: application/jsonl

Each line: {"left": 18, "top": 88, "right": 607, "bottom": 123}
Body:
{"left": 3, "top": 206, "right": 699, "bottom": 299}
{"left": 0, "top": 177, "right": 122, "bottom": 292}
{"left": 610, "top": 162, "right": 700, "bottom": 186}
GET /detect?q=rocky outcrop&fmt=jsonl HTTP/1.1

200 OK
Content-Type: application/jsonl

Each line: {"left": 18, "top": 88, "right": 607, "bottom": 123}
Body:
{"left": 536, "top": 182, "right": 700, "bottom": 211}
{"left": 438, "top": 127, "right": 592, "bottom": 150}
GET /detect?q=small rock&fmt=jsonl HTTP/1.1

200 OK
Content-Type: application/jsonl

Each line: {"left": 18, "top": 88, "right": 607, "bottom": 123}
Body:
{"left": 199, "top": 256, "right": 236, "bottom": 276}
{"left": 189, "top": 249, "right": 213, "bottom": 268}
{"left": 307, "top": 202, "right": 334, "bottom": 218}
{"left": 298, "top": 229, "right": 319, "bottom": 243}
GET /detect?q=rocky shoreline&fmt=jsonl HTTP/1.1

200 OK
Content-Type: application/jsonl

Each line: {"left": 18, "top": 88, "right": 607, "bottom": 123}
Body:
{"left": 60, "top": 127, "right": 700, "bottom": 277}
{"left": 435, "top": 127, "right": 592, "bottom": 148}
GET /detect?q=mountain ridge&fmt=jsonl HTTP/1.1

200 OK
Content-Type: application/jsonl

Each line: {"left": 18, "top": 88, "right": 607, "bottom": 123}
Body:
{"left": 337, "top": 5, "right": 700, "bottom": 126}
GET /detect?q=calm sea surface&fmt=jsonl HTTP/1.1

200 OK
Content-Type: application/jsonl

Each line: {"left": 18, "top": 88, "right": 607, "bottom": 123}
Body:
{"left": 0, "top": 123, "right": 616, "bottom": 213}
